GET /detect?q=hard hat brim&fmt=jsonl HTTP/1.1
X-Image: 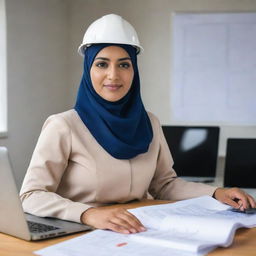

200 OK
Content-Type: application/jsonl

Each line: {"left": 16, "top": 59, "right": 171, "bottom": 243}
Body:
{"left": 78, "top": 43, "right": 143, "bottom": 56}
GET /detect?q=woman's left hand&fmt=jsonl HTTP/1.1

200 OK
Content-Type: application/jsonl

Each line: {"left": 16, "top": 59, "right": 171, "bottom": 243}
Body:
{"left": 213, "top": 187, "right": 256, "bottom": 210}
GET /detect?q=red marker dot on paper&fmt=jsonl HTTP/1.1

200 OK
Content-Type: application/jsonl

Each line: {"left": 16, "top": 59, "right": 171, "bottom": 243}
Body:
{"left": 116, "top": 242, "right": 128, "bottom": 247}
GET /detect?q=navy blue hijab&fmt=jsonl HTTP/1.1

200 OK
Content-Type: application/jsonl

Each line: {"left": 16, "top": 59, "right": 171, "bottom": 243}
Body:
{"left": 74, "top": 43, "right": 153, "bottom": 159}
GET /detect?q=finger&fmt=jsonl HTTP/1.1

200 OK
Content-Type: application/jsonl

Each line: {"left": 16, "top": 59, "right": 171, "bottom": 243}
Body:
{"left": 114, "top": 208, "right": 145, "bottom": 228}
{"left": 123, "top": 210, "right": 142, "bottom": 224}
{"left": 247, "top": 195, "right": 256, "bottom": 208}
{"left": 109, "top": 216, "right": 144, "bottom": 234}
{"left": 232, "top": 192, "right": 250, "bottom": 209}
{"left": 119, "top": 213, "right": 146, "bottom": 232}
{"left": 123, "top": 211, "right": 146, "bottom": 230}
{"left": 106, "top": 222, "right": 130, "bottom": 234}
{"left": 236, "top": 199, "right": 245, "bottom": 211}
{"left": 224, "top": 197, "right": 240, "bottom": 208}
{"left": 228, "top": 188, "right": 250, "bottom": 209}
{"left": 110, "top": 216, "right": 140, "bottom": 233}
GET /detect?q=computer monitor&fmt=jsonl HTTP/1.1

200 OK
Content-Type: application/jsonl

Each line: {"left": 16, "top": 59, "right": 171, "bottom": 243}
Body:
{"left": 224, "top": 138, "right": 256, "bottom": 188}
{"left": 162, "top": 126, "right": 220, "bottom": 179}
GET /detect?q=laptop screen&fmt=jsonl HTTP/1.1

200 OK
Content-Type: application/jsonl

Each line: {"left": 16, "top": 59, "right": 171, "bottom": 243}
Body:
{"left": 162, "top": 126, "right": 220, "bottom": 177}
{"left": 224, "top": 138, "right": 256, "bottom": 188}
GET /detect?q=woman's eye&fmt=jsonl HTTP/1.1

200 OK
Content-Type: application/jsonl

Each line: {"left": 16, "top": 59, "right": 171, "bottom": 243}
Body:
{"left": 119, "top": 62, "right": 131, "bottom": 69}
{"left": 96, "top": 62, "right": 108, "bottom": 68}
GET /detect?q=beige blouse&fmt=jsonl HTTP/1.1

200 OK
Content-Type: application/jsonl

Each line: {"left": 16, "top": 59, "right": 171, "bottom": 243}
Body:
{"left": 20, "top": 110, "right": 217, "bottom": 223}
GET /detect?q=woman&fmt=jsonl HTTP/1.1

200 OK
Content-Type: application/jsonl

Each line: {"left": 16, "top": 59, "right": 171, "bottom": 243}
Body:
{"left": 20, "top": 14, "right": 255, "bottom": 235}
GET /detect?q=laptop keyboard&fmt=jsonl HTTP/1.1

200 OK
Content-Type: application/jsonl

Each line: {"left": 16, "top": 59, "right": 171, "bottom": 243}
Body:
{"left": 28, "top": 221, "right": 60, "bottom": 233}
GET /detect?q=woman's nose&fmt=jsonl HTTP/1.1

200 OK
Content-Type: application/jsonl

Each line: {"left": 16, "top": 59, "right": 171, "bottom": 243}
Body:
{"left": 107, "top": 65, "right": 119, "bottom": 80}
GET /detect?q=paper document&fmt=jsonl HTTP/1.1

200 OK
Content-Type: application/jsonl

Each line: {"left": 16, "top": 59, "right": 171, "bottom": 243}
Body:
{"left": 128, "top": 196, "right": 256, "bottom": 255}
{"left": 35, "top": 196, "right": 256, "bottom": 256}
{"left": 35, "top": 229, "right": 193, "bottom": 256}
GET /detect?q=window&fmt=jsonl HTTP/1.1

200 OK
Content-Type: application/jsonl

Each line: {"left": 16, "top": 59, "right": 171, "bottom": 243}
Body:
{"left": 0, "top": 0, "right": 7, "bottom": 136}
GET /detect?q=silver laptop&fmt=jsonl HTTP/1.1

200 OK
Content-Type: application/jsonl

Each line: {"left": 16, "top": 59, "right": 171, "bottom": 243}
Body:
{"left": 0, "top": 147, "right": 92, "bottom": 240}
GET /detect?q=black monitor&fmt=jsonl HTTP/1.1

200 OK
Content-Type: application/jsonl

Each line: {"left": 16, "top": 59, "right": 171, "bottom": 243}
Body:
{"left": 224, "top": 138, "right": 256, "bottom": 188}
{"left": 162, "top": 126, "right": 220, "bottom": 178}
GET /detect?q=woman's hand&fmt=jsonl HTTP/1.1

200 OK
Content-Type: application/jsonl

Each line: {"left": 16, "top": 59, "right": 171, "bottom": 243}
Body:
{"left": 213, "top": 187, "right": 256, "bottom": 210}
{"left": 81, "top": 206, "right": 146, "bottom": 234}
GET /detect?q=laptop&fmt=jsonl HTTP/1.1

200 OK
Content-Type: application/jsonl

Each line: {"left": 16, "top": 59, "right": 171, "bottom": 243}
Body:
{"left": 224, "top": 138, "right": 256, "bottom": 198}
{"left": 0, "top": 147, "right": 92, "bottom": 240}
{"left": 162, "top": 126, "right": 220, "bottom": 183}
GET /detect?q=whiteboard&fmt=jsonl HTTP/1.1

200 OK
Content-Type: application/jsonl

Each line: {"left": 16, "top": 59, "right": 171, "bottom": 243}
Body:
{"left": 172, "top": 12, "right": 256, "bottom": 125}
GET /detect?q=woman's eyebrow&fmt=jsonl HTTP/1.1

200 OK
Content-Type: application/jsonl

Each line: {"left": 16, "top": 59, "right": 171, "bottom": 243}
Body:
{"left": 118, "top": 57, "right": 131, "bottom": 61}
{"left": 94, "top": 57, "right": 109, "bottom": 61}
{"left": 94, "top": 57, "right": 131, "bottom": 61}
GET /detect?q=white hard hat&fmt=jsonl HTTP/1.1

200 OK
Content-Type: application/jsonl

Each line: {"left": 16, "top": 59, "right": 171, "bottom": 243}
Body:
{"left": 78, "top": 14, "right": 143, "bottom": 56}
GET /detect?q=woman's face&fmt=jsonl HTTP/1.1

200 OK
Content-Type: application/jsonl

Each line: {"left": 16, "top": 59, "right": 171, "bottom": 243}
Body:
{"left": 90, "top": 46, "right": 134, "bottom": 102}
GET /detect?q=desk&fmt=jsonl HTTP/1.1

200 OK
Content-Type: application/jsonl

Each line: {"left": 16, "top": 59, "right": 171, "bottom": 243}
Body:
{"left": 1, "top": 199, "right": 256, "bottom": 256}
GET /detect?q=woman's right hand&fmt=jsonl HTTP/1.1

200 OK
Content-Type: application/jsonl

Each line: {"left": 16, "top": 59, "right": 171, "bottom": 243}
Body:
{"left": 81, "top": 206, "right": 146, "bottom": 234}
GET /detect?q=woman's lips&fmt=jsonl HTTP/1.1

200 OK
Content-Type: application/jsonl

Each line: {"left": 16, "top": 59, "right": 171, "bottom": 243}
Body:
{"left": 104, "top": 84, "right": 122, "bottom": 91}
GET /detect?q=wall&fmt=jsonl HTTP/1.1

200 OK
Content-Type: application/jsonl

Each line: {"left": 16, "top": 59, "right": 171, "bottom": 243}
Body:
{"left": 0, "top": 0, "right": 69, "bottom": 188}
{"left": 0, "top": 0, "right": 7, "bottom": 135}
{"left": 1, "top": 0, "right": 256, "bottom": 188}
